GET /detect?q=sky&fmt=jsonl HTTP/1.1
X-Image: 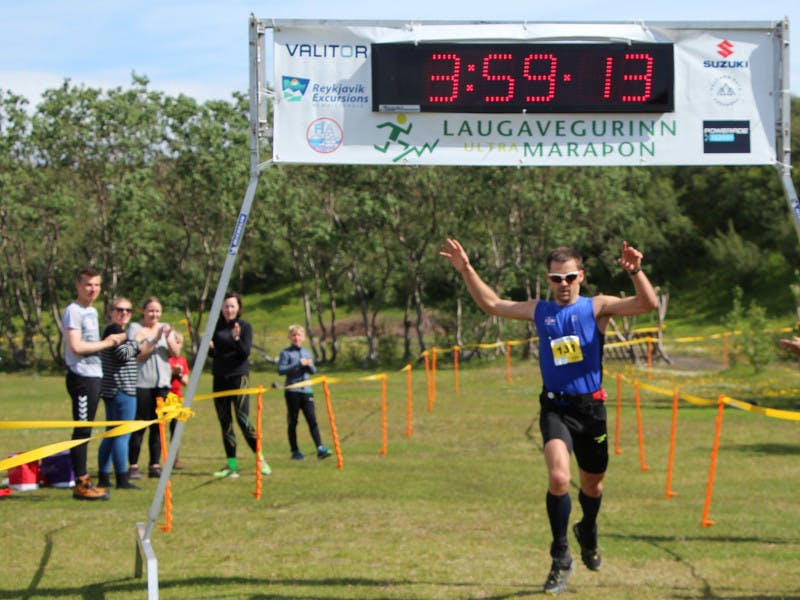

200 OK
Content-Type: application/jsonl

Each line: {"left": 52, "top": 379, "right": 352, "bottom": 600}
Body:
{"left": 0, "top": 0, "right": 796, "bottom": 107}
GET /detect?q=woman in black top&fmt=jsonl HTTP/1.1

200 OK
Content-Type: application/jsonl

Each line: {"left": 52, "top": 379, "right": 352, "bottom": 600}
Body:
{"left": 210, "top": 292, "right": 270, "bottom": 478}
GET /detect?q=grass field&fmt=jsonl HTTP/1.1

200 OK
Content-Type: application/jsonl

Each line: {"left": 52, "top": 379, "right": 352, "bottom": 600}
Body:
{"left": 2, "top": 355, "right": 800, "bottom": 599}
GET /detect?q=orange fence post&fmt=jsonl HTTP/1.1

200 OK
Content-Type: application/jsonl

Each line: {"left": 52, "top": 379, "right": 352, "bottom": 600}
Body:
{"left": 634, "top": 380, "right": 650, "bottom": 472}
{"left": 253, "top": 386, "right": 264, "bottom": 500}
{"left": 404, "top": 364, "right": 413, "bottom": 437}
{"left": 423, "top": 350, "right": 432, "bottom": 413}
{"left": 614, "top": 373, "right": 623, "bottom": 455}
{"left": 322, "top": 378, "right": 344, "bottom": 469}
{"left": 505, "top": 341, "right": 512, "bottom": 383}
{"left": 431, "top": 347, "right": 437, "bottom": 411}
{"left": 156, "top": 397, "right": 172, "bottom": 532}
{"left": 701, "top": 396, "right": 726, "bottom": 527}
{"left": 665, "top": 386, "right": 679, "bottom": 499}
{"left": 647, "top": 339, "right": 653, "bottom": 379}
{"left": 453, "top": 345, "right": 460, "bottom": 395}
{"left": 379, "top": 375, "right": 388, "bottom": 456}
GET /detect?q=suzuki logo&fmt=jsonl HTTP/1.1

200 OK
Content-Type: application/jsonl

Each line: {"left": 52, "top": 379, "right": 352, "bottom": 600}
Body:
{"left": 717, "top": 40, "right": 734, "bottom": 58}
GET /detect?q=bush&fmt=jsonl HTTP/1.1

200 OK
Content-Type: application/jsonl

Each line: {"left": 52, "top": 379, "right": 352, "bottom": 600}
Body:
{"left": 724, "top": 287, "right": 776, "bottom": 372}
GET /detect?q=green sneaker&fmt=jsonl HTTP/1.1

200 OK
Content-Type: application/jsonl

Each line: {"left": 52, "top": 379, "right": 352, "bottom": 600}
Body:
{"left": 259, "top": 458, "right": 272, "bottom": 475}
{"left": 573, "top": 521, "right": 602, "bottom": 571}
{"left": 213, "top": 466, "right": 240, "bottom": 479}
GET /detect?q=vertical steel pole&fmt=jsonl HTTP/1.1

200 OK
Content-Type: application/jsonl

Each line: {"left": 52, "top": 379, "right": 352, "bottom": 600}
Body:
{"left": 136, "top": 16, "right": 267, "bottom": 598}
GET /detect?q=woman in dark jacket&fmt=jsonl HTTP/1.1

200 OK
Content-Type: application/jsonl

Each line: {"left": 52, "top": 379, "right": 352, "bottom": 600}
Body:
{"left": 209, "top": 292, "right": 271, "bottom": 478}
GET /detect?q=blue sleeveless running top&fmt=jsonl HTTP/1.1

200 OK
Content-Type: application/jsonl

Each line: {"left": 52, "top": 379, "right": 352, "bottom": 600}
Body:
{"left": 534, "top": 296, "right": 604, "bottom": 395}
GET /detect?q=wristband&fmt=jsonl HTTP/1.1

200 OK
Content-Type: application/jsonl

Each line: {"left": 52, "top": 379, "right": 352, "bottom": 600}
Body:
{"left": 628, "top": 266, "right": 642, "bottom": 276}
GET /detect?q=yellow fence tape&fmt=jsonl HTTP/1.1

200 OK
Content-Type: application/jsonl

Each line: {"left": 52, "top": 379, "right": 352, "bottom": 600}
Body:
{"left": 4, "top": 334, "right": 799, "bottom": 474}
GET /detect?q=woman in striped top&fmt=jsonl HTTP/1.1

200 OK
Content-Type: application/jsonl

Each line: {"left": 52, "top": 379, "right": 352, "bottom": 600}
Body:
{"left": 97, "top": 297, "right": 146, "bottom": 489}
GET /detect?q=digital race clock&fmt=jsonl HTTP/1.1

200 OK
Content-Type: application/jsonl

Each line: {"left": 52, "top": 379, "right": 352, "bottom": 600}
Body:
{"left": 372, "top": 42, "right": 674, "bottom": 114}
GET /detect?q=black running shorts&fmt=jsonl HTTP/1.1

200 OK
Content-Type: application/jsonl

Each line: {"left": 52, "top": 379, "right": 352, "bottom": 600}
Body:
{"left": 539, "top": 391, "right": 609, "bottom": 474}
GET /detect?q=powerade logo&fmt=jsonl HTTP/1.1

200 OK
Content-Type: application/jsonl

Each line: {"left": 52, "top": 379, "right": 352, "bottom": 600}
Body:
{"left": 282, "top": 76, "right": 310, "bottom": 102}
{"left": 704, "top": 39, "right": 749, "bottom": 69}
{"left": 703, "top": 120, "right": 750, "bottom": 154}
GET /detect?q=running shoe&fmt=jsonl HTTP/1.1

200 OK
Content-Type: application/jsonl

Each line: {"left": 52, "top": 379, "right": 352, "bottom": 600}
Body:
{"left": 543, "top": 559, "right": 574, "bottom": 595}
{"left": 213, "top": 466, "right": 240, "bottom": 479}
{"left": 573, "top": 521, "right": 603, "bottom": 571}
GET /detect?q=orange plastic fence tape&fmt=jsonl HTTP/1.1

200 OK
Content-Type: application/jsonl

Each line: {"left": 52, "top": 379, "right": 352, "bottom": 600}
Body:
{"left": 614, "top": 373, "right": 623, "bottom": 455}
{"left": 665, "top": 386, "right": 679, "bottom": 499}
{"left": 322, "top": 378, "right": 344, "bottom": 469}
{"left": 253, "top": 386, "right": 264, "bottom": 500}
{"left": 701, "top": 397, "right": 726, "bottom": 527}
{"left": 156, "top": 397, "right": 173, "bottom": 533}
{"left": 634, "top": 380, "right": 650, "bottom": 472}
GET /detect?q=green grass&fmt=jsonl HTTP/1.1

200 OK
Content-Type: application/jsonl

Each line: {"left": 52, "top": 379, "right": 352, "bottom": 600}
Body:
{"left": 2, "top": 356, "right": 800, "bottom": 599}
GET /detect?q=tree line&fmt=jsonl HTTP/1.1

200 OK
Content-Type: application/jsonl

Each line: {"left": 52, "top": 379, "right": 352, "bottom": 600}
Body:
{"left": 2, "top": 76, "right": 799, "bottom": 370}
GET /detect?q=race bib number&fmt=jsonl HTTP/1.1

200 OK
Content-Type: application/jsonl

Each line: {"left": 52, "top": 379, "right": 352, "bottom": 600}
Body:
{"left": 550, "top": 335, "right": 583, "bottom": 366}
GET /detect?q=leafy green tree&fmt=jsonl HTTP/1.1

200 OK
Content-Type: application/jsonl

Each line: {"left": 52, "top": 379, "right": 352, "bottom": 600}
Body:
{"left": 0, "top": 91, "right": 64, "bottom": 368}
{"left": 154, "top": 93, "right": 250, "bottom": 352}
{"left": 32, "top": 76, "right": 164, "bottom": 300}
{"left": 724, "top": 286, "right": 776, "bottom": 372}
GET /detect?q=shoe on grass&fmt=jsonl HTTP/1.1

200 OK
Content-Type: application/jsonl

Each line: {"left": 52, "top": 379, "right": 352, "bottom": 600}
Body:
{"left": 573, "top": 521, "right": 602, "bottom": 571}
{"left": 73, "top": 475, "right": 109, "bottom": 501}
{"left": 543, "top": 558, "right": 574, "bottom": 595}
{"left": 128, "top": 465, "right": 142, "bottom": 480}
{"left": 259, "top": 458, "right": 272, "bottom": 475}
{"left": 214, "top": 465, "right": 240, "bottom": 478}
{"left": 317, "top": 445, "right": 332, "bottom": 459}
{"left": 291, "top": 451, "right": 305, "bottom": 461}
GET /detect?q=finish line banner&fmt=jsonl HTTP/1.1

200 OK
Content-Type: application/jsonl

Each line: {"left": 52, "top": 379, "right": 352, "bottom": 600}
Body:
{"left": 270, "top": 20, "right": 781, "bottom": 167}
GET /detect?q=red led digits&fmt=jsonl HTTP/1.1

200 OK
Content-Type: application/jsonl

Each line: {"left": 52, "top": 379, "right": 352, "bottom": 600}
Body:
{"left": 621, "top": 53, "right": 653, "bottom": 102}
{"left": 603, "top": 57, "right": 614, "bottom": 99}
{"left": 602, "top": 53, "right": 654, "bottom": 102}
{"left": 481, "top": 53, "right": 515, "bottom": 102}
{"left": 523, "top": 53, "right": 558, "bottom": 102}
{"left": 372, "top": 42, "right": 673, "bottom": 113}
{"left": 428, "top": 53, "right": 461, "bottom": 103}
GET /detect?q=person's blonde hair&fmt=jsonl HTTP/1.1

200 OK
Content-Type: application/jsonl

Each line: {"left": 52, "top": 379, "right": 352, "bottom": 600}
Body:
{"left": 288, "top": 324, "right": 305, "bottom": 336}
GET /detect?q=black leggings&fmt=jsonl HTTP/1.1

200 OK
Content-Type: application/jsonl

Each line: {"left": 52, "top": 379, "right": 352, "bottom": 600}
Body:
{"left": 129, "top": 386, "right": 169, "bottom": 467}
{"left": 213, "top": 374, "right": 258, "bottom": 458}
